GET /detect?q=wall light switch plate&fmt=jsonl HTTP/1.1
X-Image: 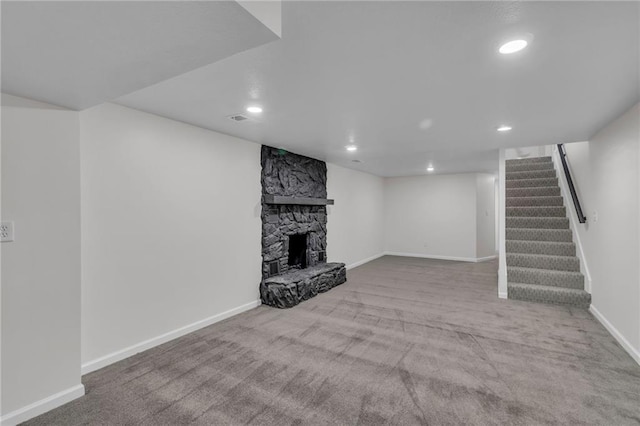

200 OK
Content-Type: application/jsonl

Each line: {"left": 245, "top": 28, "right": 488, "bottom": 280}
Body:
{"left": 1, "top": 221, "right": 15, "bottom": 242}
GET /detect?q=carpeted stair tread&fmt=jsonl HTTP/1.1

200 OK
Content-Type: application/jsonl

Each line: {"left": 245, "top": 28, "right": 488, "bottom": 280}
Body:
{"left": 505, "top": 156, "right": 552, "bottom": 165}
{"left": 507, "top": 253, "right": 580, "bottom": 271}
{"left": 507, "top": 282, "right": 591, "bottom": 308}
{"left": 506, "top": 177, "right": 558, "bottom": 188}
{"left": 506, "top": 196, "right": 564, "bottom": 207}
{"left": 507, "top": 240, "right": 576, "bottom": 256}
{"left": 507, "top": 266, "right": 584, "bottom": 289}
{"left": 506, "top": 169, "right": 557, "bottom": 180}
{"left": 506, "top": 228, "right": 573, "bottom": 242}
{"left": 505, "top": 155, "right": 590, "bottom": 308}
{"left": 506, "top": 186, "right": 561, "bottom": 197}
{"left": 506, "top": 206, "right": 566, "bottom": 217}
{"left": 506, "top": 216, "right": 569, "bottom": 229}
{"left": 506, "top": 162, "right": 555, "bottom": 172}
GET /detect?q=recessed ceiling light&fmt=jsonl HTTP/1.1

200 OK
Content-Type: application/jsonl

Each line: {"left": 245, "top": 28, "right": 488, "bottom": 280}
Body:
{"left": 497, "top": 125, "right": 512, "bottom": 132}
{"left": 427, "top": 166, "right": 434, "bottom": 172}
{"left": 499, "top": 39, "right": 528, "bottom": 54}
{"left": 246, "top": 106, "right": 263, "bottom": 113}
{"left": 346, "top": 145, "right": 357, "bottom": 152}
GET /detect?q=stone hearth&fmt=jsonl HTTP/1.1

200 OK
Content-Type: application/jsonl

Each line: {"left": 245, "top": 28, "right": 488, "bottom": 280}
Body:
{"left": 261, "top": 263, "right": 346, "bottom": 308}
{"left": 260, "top": 146, "right": 346, "bottom": 308}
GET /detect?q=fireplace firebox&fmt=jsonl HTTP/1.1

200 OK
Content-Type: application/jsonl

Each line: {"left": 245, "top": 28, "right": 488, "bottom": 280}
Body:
{"left": 288, "top": 233, "right": 307, "bottom": 269}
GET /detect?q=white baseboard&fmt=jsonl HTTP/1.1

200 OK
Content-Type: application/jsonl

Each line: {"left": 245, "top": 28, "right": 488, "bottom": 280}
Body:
{"left": 0, "top": 384, "right": 85, "bottom": 426}
{"left": 384, "top": 251, "right": 496, "bottom": 263}
{"left": 346, "top": 253, "right": 385, "bottom": 270}
{"left": 498, "top": 266, "right": 508, "bottom": 299}
{"left": 81, "top": 299, "right": 261, "bottom": 375}
{"left": 590, "top": 304, "right": 640, "bottom": 366}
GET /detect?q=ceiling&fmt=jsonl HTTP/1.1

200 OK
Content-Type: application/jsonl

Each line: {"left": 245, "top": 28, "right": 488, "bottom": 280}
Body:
{"left": 1, "top": 1, "right": 279, "bottom": 109}
{"left": 114, "top": 1, "right": 640, "bottom": 177}
{"left": 4, "top": 2, "right": 639, "bottom": 177}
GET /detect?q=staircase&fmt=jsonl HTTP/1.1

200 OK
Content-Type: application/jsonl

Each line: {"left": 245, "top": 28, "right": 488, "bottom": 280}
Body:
{"left": 505, "top": 156, "right": 591, "bottom": 308}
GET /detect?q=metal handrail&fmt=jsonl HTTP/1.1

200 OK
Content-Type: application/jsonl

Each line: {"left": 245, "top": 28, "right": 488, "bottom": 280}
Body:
{"left": 557, "top": 144, "right": 587, "bottom": 223}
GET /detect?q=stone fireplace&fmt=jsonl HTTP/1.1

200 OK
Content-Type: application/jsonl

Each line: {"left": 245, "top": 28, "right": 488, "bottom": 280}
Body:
{"left": 259, "top": 146, "right": 346, "bottom": 308}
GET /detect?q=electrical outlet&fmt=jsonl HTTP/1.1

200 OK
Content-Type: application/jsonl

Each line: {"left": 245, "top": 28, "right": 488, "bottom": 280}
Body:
{"left": 1, "top": 221, "right": 15, "bottom": 242}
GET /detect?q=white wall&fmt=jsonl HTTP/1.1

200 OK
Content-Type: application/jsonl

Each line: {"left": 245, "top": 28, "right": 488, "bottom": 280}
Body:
{"left": 505, "top": 145, "right": 551, "bottom": 160}
{"left": 383, "top": 173, "right": 481, "bottom": 261}
{"left": 1, "top": 94, "right": 83, "bottom": 422}
{"left": 476, "top": 174, "right": 496, "bottom": 259}
{"left": 563, "top": 103, "right": 640, "bottom": 362}
{"left": 80, "top": 103, "right": 262, "bottom": 370}
{"left": 383, "top": 173, "right": 497, "bottom": 261}
{"left": 497, "top": 149, "right": 507, "bottom": 298}
{"left": 326, "top": 164, "right": 385, "bottom": 268}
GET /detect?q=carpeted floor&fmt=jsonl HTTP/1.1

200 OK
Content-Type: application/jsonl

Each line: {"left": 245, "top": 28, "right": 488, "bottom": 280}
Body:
{"left": 26, "top": 256, "right": 640, "bottom": 425}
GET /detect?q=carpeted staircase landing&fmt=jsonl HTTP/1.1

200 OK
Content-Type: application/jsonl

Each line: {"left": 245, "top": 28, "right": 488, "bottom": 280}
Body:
{"left": 506, "top": 156, "right": 591, "bottom": 308}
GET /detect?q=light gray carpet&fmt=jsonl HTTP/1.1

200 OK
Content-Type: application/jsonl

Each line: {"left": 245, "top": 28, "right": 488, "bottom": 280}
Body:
{"left": 25, "top": 256, "right": 640, "bottom": 425}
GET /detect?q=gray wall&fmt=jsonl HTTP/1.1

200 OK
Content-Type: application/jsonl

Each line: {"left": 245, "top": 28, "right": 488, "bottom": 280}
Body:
{"left": 383, "top": 173, "right": 495, "bottom": 261}
{"left": 80, "top": 103, "right": 262, "bottom": 368}
{"left": 564, "top": 103, "right": 640, "bottom": 360}
{"left": 1, "top": 94, "right": 82, "bottom": 416}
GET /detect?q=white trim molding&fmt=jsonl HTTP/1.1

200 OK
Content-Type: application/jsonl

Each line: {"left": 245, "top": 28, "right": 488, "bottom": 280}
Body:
{"left": 346, "top": 253, "right": 385, "bottom": 270}
{"left": 384, "top": 251, "right": 496, "bottom": 263}
{"left": 476, "top": 255, "right": 498, "bottom": 262}
{"left": 81, "top": 299, "right": 261, "bottom": 375}
{"left": 590, "top": 305, "right": 640, "bottom": 366}
{"left": 0, "top": 384, "right": 85, "bottom": 426}
{"left": 552, "top": 144, "right": 593, "bottom": 293}
{"left": 498, "top": 148, "right": 508, "bottom": 299}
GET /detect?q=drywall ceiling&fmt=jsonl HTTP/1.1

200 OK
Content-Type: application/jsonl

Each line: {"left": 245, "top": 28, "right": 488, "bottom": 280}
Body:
{"left": 116, "top": 1, "right": 639, "bottom": 177}
{"left": 1, "top": 1, "right": 279, "bottom": 110}
{"left": 237, "top": 1, "right": 282, "bottom": 38}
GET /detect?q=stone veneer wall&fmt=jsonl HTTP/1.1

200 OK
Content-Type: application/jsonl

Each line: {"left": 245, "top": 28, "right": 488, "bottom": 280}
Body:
{"left": 261, "top": 145, "right": 328, "bottom": 278}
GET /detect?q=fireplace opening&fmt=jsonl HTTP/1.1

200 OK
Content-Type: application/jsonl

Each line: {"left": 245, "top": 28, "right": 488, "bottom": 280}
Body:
{"left": 288, "top": 233, "right": 308, "bottom": 269}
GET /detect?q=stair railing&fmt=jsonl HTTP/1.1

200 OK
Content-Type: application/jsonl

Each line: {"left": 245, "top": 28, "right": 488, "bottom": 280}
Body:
{"left": 557, "top": 144, "right": 587, "bottom": 223}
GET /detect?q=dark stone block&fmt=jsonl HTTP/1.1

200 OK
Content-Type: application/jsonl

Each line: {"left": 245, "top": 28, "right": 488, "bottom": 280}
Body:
{"left": 263, "top": 241, "right": 283, "bottom": 262}
{"left": 263, "top": 223, "right": 278, "bottom": 236}
{"left": 293, "top": 212, "right": 307, "bottom": 222}
{"left": 261, "top": 146, "right": 327, "bottom": 198}
{"left": 308, "top": 233, "right": 318, "bottom": 250}
{"left": 309, "top": 222, "right": 322, "bottom": 232}
{"left": 267, "top": 215, "right": 280, "bottom": 224}
{"left": 261, "top": 263, "right": 346, "bottom": 308}
{"left": 297, "top": 279, "right": 316, "bottom": 301}
{"left": 263, "top": 234, "right": 279, "bottom": 247}
{"left": 260, "top": 282, "right": 297, "bottom": 309}
{"left": 291, "top": 223, "right": 308, "bottom": 233}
